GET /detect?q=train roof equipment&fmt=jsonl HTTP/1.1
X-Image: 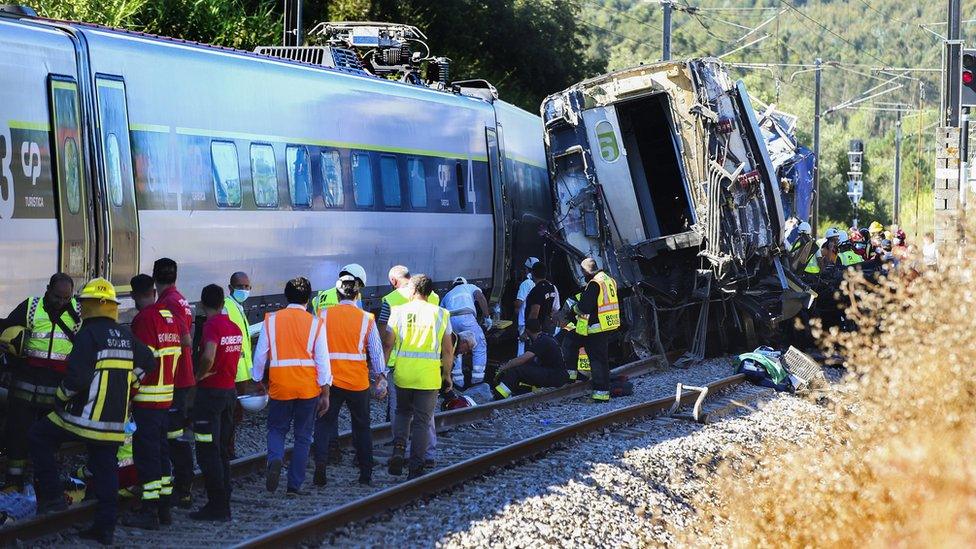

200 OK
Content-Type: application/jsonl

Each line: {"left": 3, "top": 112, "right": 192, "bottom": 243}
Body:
{"left": 540, "top": 58, "right": 813, "bottom": 361}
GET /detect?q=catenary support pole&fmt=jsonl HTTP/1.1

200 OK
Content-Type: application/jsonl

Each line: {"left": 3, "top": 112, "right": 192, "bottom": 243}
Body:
{"left": 813, "top": 58, "right": 822, "bottom": 236}
{"left": 894, "top": 109, "right": 902, "bottom": 225}
{"left": 662, "top": 1, "right": 672, "bottom": 61}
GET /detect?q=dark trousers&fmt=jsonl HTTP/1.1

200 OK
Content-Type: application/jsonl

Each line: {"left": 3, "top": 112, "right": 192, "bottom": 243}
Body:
{"left": 313, "top": 386, "right": 372, "bottom": 474}
{"left": 392, "top": 387, "right": 438, "bottom": 470}
{"left": 168, "top": 387, "right": 194, "bottom": 492}
{"left": 267, "top": 397, "right": 316, "bottom": 490}
{"left": 4, "top": 367, "right": 60, "bottom": 483}
{"left": 132, "top": 406, "right": 170, "bottom": 502}
{"left": 192, "top": 387, "right": 236, "bottom": 509}
{"left": 29, "top": 416, "right": 120, "bottom": 533}
{"left": 561, "top": 330, "right": 610, "bottom": 390}
{"left": 497, "top": 365, "right": 569, "bottom": 397}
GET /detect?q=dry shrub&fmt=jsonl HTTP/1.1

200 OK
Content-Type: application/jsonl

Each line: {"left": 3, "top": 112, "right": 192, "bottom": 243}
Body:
{"left": 678, "top": 234, "right": 976, "bottom": 547}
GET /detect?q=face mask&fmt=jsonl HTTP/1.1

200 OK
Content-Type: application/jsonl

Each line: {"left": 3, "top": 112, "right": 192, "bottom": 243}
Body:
{"left": 232, "top": 289, "right": 250, "bottom": 302}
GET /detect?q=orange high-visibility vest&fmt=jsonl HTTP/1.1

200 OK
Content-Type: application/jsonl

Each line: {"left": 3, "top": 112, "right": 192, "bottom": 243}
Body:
{"left": 264, "top": 307, "right": 323, "bottom": 400}
{"left": 319, "top": 304, "right": 374, "bottom": 392}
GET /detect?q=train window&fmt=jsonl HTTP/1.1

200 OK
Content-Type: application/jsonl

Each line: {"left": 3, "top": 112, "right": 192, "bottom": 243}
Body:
{"left": 320, "top": 150, "right": 344, "bottom": 208}
{"left": 64, "top": 138, "right": 81, "bottom": 214}
{"left": 286, "top": 146, "right": 312, "bottom": 208}
{"left": 352, "top": 152, "right": 373, "bottom": 207}
{"left": 407, "top": 158, "right": 427, "bottom": 209}
{"left": 211, "top": 141, "right": 242, "bottom": 208}
{"left": 106, "top": 134, "right": 125, "bottom": 207}
{"left": 379, "top": 155, "right": 401, "bottom": 207}
{"left": 250, "top": 144, "right": 278, "bottom": 208}
{"left": 456, "top": 161, "right": 467, "bottom": 210}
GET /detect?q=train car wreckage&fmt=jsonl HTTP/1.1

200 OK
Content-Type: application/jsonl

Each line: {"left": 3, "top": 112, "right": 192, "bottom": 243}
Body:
{"left": 541, "top": 58, "right": 812, "bottom": 362}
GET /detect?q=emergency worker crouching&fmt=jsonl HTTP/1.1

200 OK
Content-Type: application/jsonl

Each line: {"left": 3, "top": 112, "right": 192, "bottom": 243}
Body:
{"left": 29, "top": 278, "right": 156, "bottom": 546}
{"left": 561, "top": 258, "right": 620, "bottom": 402}
{"left": 441, "top": 276, "right": 489, "bottom": 388}
{"left": 1, "top": 273, "right": 79, "bottom": 491}
{"left": 493, "top": 319, "right": 567, "bottom": 399}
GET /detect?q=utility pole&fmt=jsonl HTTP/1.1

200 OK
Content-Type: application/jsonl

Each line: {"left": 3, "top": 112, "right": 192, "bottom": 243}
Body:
{"left": 662, "top": 1, "right": 673, "bottom": 61}
{"left": 894, "top": 110, "right": 902, "bottom": 225}
{"left": 935, "top": 0, "right": 963, "bottom": 245}
{"left": 283, "top": 0, "right": 303, "bottom": 47}
{"left": 813, "top": 58, "right": 822, "bottom": 236}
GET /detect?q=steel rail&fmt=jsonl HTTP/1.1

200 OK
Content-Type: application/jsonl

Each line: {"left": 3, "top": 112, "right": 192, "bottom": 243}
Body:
{"left": 0, "top": 357, "right": 664, "bottom": 544}
{"left": 236, "top": 373, "right": 746, "bottom": 548}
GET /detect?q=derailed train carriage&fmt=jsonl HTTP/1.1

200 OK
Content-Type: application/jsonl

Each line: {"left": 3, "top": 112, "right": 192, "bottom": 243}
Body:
{"left": 540, "top": 59, "right": 812, "bottom": 359}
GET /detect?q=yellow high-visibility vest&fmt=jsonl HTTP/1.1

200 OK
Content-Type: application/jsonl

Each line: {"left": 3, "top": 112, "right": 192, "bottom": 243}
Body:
{"left": 577, "top": 272, "right": 620, "bottom": 336}
{"left": 389, "top": 300, "right": 449, "bottom": 390}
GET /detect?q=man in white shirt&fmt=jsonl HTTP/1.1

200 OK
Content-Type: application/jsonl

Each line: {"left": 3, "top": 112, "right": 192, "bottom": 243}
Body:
{"left": 442, "top": 277, "right": 489, "bottom": 388}
{"left": 515, "top": 257, "right": 538, "bottom": 355}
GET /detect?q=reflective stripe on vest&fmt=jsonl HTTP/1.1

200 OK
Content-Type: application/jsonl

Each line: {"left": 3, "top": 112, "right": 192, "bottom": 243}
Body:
{"left": 264, "top": 308, "right": 322, "bottom": 400}
{"left": 320, "top": 304, "right": 373, "bottom": 391}
{"left": 580, "top": 273, "right": 620, "bottom": 335}
{"left": 224, "top": 296, "right": 253, "bottom": 382}
{"left": 25, "top": 297, "right": 79, "bottom": 371}
{"left": 390, "top": 302, "right": 448, "bottom": 390}
{"left": 133, "top": 344, "right": 181, "bottom": 403}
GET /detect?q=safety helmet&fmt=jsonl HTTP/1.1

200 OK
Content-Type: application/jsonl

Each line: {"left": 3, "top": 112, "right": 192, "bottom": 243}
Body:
{"left": 0, "top": 325, "right": 26, "bottom": 357}
{"left": 797, "top": 221, "right": 812, "bottom": 235}
{"left": 824, "top": 227, "right": 843, "bottom": 240}
{"left": 524, "top": 257, "right": 540, "bottom": 269}
{"left": 238, "top": 393, "right": 269, "bottom": 412}
{"left": 441, "top": 389, "right": 476, "bottom": 411}
{"left": 338, "top": 263, "right": 367, "bottom": 287}
{"left": 869, "top": 221, "right": 884, "bottom": 234}
{"left": 836, "top": 232, "right": 850, "bottom": 245}
{"left": 78, "top": 277, "right": 120, "bottom": 303}
{"left": 453, "top": 276, "right": 467, "bottom": 286}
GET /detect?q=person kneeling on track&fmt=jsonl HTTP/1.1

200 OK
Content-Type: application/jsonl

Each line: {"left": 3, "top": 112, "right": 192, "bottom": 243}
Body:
{"left": 189, "top": 285, "right": 242, "bottom": 520}
{"left": 493, "top": 319, "right": 567, "bottom": 399}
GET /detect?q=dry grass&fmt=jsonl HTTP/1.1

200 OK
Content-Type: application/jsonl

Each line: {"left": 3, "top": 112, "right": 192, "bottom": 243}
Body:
{"left": 676, "top": 235, "right": 976, "bottom": 547}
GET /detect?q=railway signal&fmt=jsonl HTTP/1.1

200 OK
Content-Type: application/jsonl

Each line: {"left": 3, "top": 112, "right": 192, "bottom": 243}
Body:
{"left": 963, "top": 49, "right": 976, "bottom": 107}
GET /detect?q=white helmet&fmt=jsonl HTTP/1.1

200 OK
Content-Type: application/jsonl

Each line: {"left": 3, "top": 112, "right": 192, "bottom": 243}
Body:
{"left": 524, "top": 257, "right": 540, "bottom": 269}
{"left": 836, "top": 231, "right": 849, "bottom": 245}
{"left": 824, "top": 227, "right": 843, "bottom": 240}
{"left": 338, "top": 263, "right": 367, "bottom": 287}
{"left": 798, "top": 221, "right": 812, "bottom": 235}
{"left": 239, "top": 393, "right": 269, "bottom": 413}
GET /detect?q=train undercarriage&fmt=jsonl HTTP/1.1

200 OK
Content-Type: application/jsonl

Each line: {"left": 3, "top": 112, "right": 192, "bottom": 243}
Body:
{"left": 541, "top": 59, "right": 813, "bottom": 362}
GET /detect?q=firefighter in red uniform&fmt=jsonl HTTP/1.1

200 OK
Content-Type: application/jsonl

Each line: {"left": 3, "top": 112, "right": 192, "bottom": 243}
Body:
{"left": 152, "top": 257, "right": 196, "bottom": 507}
{"left": 126, "top": 274, "right": 183, "bottom": 529}
{"left": 0, "top": 273, "right": 79, "bottom": 491}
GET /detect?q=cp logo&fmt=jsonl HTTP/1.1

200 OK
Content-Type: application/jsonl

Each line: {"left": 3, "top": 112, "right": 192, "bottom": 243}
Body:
{"left": 21, "top": 141, "right": 41, "bottom": 186}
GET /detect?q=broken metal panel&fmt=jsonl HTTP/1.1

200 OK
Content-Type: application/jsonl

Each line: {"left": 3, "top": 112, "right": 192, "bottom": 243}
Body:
{"left": 542, "top": 58, "right": 812, "bottom": 357}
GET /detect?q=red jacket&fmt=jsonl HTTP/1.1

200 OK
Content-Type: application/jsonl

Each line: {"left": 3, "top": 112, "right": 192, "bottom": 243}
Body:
{"left": 157, "top": 286, "right": 195, "bottom": 389}
{"left": 131, "top": 302, "right": 183, "bottom": 409}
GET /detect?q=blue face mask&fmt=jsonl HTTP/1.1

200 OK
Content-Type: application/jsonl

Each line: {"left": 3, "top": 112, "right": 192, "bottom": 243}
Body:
{"left": 232, "top": 289, "right": 250, "bottom": 303}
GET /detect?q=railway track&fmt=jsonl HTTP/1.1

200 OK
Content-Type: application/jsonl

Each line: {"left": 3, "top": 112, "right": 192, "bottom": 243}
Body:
{"left": 0, "top": 357, "right": 673, "bottom": 545}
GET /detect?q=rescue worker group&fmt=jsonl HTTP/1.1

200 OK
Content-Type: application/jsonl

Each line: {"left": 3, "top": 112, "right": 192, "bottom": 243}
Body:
{"left": 0, "top": 255, "right": 620, "bottom": 544}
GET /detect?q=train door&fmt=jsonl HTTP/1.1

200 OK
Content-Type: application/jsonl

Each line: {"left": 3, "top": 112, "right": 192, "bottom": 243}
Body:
{"left": 94, "top": 75, "right": 139, "bottom": 289}
{"left": 48, "top": 76, "right": 94, "bottom": 287}
{"left": 486, "top": 126, "right": 510, "bottom": 305}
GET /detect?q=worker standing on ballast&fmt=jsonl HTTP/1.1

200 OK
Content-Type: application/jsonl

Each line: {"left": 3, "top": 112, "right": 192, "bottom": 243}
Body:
{"left": 441, "top": 276, "right": 489, "bottom": 388}
{"left": 190, "top": 285, "right": 242, "bottom": 520}
{"left": 514, "top": 257, "right": 539, "bottom": 355}
{"left": 384, "top": 274, "right": 453, "bottom": 479}
{"left": 0, "top": 273, "right": 79, "bottom": 491}
{"left": 567, "top": 258, "right": 620, "bottom": 402}
{"left": 152, "top": 258, "right": 196, "bottom": 508}
{"left": 29, "top": 278, "right": 156, "bottom": 546}
{"left": 127, "top": 274, "right": 182, "bottom": 530}
{"left": 251, "top": 277, "right": 331, "bottom": 496}
{"left": 311, "top": 264, "right": 364, "bottom": 314}
{"left": 223, "top": 271, "right": 259, "bottom": 459}
{"left": 377, "top": 265, "right": 439, "bottom": 329}
{"left": 313, "top": 264, "right": 386, "bottom": 486}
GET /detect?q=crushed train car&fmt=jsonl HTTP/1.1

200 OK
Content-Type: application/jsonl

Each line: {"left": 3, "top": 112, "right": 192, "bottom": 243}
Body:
{"left": 540, "top": 58, "right": 812, "bottom": 360}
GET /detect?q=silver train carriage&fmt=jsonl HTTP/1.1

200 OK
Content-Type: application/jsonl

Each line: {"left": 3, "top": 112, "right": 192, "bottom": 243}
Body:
{"left": 0, "top": 10, "right": 552, "bottom": 322}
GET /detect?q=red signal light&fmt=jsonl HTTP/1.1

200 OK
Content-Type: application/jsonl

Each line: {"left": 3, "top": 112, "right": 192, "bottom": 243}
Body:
{"left": 964, "top": 70, "right": 974, "bottom": 85}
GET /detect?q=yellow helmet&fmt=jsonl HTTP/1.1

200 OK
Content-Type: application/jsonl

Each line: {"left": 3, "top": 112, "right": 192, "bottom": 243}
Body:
{"left": 869, "top": 221, "right": 884, "bottom": 234}
{"left": 0, "top": 325, "right": 26, "bottom": 357}
{"left": 78, "top": 277, "right": 120, "bottom": 304}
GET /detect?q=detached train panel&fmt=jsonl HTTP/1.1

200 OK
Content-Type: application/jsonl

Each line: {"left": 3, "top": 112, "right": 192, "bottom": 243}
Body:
{"left": 0, "top": 13, "right": 552, "bottom": 320}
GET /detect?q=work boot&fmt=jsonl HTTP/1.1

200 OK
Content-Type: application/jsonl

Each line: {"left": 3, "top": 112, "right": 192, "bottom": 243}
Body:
{"left": 35, "top": 496, "right": 69, "bottom": 515}
{"left": 123, "top": 503, "right": 160, "bottom": 530}
{"left": 358, "top": 469, "right": 372, "bottom": 486}
{"left": 266, "top": 459, "right": 282, "bottom": 492}
{"left": 407, "top": 466, "right": 424, "bottom": 480}
{"left": 387, "top": 443, "right": 406, "bottom": 476}
{"left": 313, "top": 463, "right": 327, "bottom": 487}
{"left": 157, "top": 496, "right": 172, "bottom": 526}
{"left": 175, "top": 485, "right": 193, "bottom": 509}
{"left": 78, "top": 526, "right": 114, "bottom": 546}
{"left": 189, "top": 502, "right": 231, "bottom": 522}
{"left": 285, "top": 487, "right": 309, "bottom": 497}
{"left": 328, "top": 443, "right": 342, "bottom": 465}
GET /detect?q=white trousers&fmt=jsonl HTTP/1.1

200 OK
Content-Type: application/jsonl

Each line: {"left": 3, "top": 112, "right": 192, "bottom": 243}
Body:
{"left": 450, "top": 314, "right": 487, "bottom": 386}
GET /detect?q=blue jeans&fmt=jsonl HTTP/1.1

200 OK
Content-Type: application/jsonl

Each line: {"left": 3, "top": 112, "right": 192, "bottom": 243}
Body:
{"left": 267, "top": 397, "right": 317, "bottom": 490}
